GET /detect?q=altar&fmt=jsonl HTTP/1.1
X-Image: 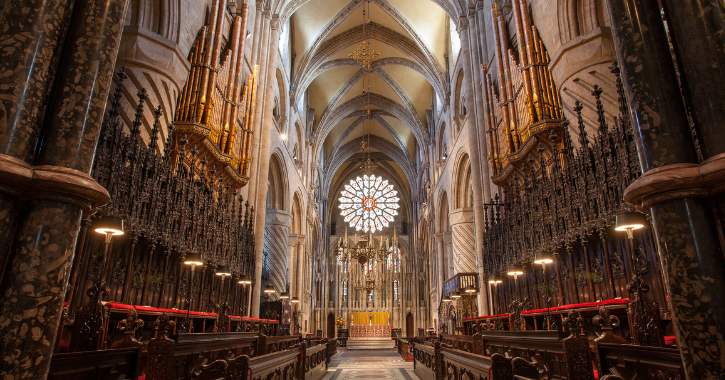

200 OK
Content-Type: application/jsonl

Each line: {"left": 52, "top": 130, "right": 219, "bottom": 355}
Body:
{"left": 349, "top": 324, "right": 392, "bottom": 338}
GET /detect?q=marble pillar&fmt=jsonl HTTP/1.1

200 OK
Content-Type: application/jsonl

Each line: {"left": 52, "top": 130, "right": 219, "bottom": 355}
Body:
{"left": 0, "top": 0, "right": 127, "bottom": 377}
{"left": 264, "top": 209, "right": 292, "bottom": 301}
{"left": 660, "top": 0, "right": 725, "bottom": 228}
{"left": 608, "top": 0, "right": 725, "bottom": 377}
{"left": 0, "top": 0, "right": 74, "bottom": 280}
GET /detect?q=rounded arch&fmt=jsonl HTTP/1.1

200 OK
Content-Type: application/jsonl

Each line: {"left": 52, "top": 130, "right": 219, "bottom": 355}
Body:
{"left": 267, "top": 151, "right": 289, "bottom": 211}
{"left": 452, "top": 151, "right": 472, "bottom": 209}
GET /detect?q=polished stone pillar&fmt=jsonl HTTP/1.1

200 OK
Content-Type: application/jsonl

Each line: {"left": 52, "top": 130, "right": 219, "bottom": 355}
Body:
{"left": 288, "top": 233, "right": 298, "bottom": 297}
{"left": 0, "top": 0, "right": 127, "bottom": 377}
{"left": 607, "top": 0, "right": 725, "bottom": 377}
{"left": 0, "top": 0, "right": 74, "bottom": 281}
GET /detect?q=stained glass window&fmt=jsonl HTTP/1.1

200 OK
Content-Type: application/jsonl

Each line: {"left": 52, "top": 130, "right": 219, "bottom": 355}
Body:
{"left": 339, "top": 175, "right": 400, "bottom": 232}
{"left": 388, "top": 245, "right": 400, "bottom": 273}
{"left": 342, "top": 280, "right": 348, "bottom": 301}
{"left": 393, "top": 280, "right": 399, "bottom": 302}
{"left": 367, "top": 283, "right": 374, "bottom": 302}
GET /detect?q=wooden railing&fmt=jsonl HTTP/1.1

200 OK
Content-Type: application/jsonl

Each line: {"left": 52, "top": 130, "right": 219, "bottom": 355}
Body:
{"left": 396, "top": 339, "right": 412, "bottom": 361}
{"left": 258, "top": 334, "right": 302, "bottom": 356}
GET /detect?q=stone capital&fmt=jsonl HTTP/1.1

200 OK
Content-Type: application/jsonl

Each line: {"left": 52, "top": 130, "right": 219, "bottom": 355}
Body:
{"left": 457, "top": 16, "right": 469, "bottom": 32}
{"left": 288, "top": 233, "right": 299, "bottom": 246}
{"left": 449, "top": 208, "right": 474, "bottom": 226}
{"left": 624, "top": 153, "right": 725, "bottom": 210}
{"left": 265, "top": 208, "right": 293, "bottom": 226}
{"left": 0, "top": 154, "right": 110, "bottom": 212}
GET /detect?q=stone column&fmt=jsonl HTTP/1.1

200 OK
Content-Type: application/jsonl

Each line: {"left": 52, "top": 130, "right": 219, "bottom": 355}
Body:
{"left": 607, "top": 0, "right": 725, "bottom": 377}
{"left": 297, "top": 235, "right": 305, "bottom": 301}
{"left": 0, "top": 0, "right": 127, "bottom": 377}
{"left": 458, "top": 17, "right": 491, "bottom": 313}
{"left": 435, "top": 233, "right": 445, "bottom": 296}
{"left": 288, "top": 233, "right": 298, "bottom": 296}
{"left": 251, "top": 12, "right": 281, "bottom": 317}
{"left": 443, "top": 232, "right": 454, "bottom": 281}
{"left": 660, "top": 0, "right": 725, "bottom": 226}
{"left": 264, "top": 209, "right": 292, "bottom": 301}
{"left": 0, "top": 0, "right": 74, "bottom": 278}
{"left": 450, "top": 208, "right": 476, "bottom": 274}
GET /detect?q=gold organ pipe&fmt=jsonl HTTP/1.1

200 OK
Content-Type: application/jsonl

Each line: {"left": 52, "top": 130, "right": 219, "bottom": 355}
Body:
{"left": 491, "top": 4, "right": 514, "bottom": 155}
{"left": 195, "top": 0, "right": 220, "bottom": 123}
{"left": 187, "top": 31, "right": 206, "bottom": 121}
{"left": 519, "top": 0, "right": 543, "bottom": 121}
{"left": 511, "top": 0, "right": 537, "bottom": 123}
{"left": 226, "top": 5, "right": 250, "bottom": 155}
{"left": 177, "top": 47, "right": 196, "bottom": 120}
{"left": 482, "top": 66, "right": 497, "bottom": 174}
{"left": 201, "top": 0, "right": 226, "bottom": 125}
{"left": 220, "top": 15, "right": 242, "bottom": 151}
{"left": 498, "top": 14, "right": 519, "bottom": 150}
{"left": 243, "top": 66, "right": 259, "bottom": 176}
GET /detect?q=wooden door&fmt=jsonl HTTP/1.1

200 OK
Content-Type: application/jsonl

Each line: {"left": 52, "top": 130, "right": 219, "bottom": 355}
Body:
{"left": 406, "top": 313, "right": 414, "bottom": 338}
{"left": 327, "top": 313, "right": 335, "bottom": 339}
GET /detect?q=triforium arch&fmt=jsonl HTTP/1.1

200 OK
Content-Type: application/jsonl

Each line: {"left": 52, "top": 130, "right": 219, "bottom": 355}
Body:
{"left": 267, "top": 150, "right": 289, "bottom": 211}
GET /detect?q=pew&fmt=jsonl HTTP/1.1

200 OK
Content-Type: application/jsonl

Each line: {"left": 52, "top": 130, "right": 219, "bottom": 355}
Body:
{"left": 48, "top": 347, "right": 141, "bottom": 380}
{"left": 257, "top": 333, "right": 302, "bottom": 355}
{"left": 195, "top": 341, "right": 328, "bottom": 380}
{"left": 396, "top": 338, "right": 413, "bottom": 361}
{"left": 413, "top": 340, "right": 541, "bottom": 380}
{"left": 144, "top": 328, "right": 258, "bottom": 380}
{"left": 596, "top": 342, "right": 684, "bottom": 380}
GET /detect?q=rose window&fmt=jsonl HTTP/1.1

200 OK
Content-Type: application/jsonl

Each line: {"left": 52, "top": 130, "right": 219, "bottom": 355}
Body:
{"left": 339, "top": 175, "right": 400, "bottom": 232}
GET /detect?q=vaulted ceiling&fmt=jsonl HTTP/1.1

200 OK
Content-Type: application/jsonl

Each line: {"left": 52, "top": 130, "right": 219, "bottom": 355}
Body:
{"left": 288, "top": 0, "right": 452, "bottom": 211}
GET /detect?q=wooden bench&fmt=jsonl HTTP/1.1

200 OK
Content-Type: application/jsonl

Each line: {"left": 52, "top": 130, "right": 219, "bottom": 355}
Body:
{"left": 195, "top": 341, "right": 328, "bottom": 380}
{"left": 396, "top": 338, "right": 413, "bottom": 361}
{"left": 144, "top": 316, "right": 259, "bottom": 380}
{"left": 48, "top": 347, "right": 140, "bottom": 380}
{"left": 257, "top": 334, "right": 302, "bottom": 355}
{"left": 413, "top": 341, "right": 541, "bottom": 380}
{"left": 596, "top": 342, "right": 684, "bottom": 380}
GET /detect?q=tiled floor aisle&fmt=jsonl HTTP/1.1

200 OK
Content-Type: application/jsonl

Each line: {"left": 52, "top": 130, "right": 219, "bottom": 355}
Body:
{"left": 322, "top": 349, "right": 419, "bottom": 380}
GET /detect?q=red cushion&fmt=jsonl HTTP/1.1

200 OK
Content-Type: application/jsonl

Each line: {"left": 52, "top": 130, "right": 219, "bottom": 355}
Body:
{"left": 463, "top": 313, "right": 509, "bottom": 321}
{"left": 522, "top": 308, "right": 549, "bottom": 315}
{"left": 105, "top": 302, "right": 134, "bottom": 310}
{"left": 665, "top": 336, "right": 677, "bottom": 346}
{"left": 597, "top": 299, "right": 632, "bottom": 306}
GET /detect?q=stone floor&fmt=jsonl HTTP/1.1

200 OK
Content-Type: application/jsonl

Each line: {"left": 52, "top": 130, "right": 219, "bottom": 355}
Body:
{"left": 322, "top": 349, "right": 419, "bottom": 379}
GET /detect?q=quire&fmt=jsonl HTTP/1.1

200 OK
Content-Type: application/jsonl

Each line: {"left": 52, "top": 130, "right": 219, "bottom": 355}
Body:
{"left": 0, "top": 0, "right": 722, "bottom": 379}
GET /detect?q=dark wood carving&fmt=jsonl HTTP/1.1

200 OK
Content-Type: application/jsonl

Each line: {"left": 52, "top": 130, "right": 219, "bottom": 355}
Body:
{"left": 563, "top": 310, "right": 594, "bottom": 380}
{"left": 197, "top": 360, "right": 228, "bottom": 380}
{"left": 48, "top": 347, "right": 140, "bottom": 380}
{"left": 110, "top": 309, "right": 144, "bottom": 349}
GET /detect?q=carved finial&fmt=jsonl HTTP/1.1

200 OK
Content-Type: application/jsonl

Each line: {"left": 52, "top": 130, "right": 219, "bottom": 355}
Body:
{"left": 563, "top": 309, "right": 584, "bottom": 337}
{"left": 153, "top": 313, "right": 176, "bottom": 339}
{"left": 111, "top": 309, "right": 145, "bottom": 349}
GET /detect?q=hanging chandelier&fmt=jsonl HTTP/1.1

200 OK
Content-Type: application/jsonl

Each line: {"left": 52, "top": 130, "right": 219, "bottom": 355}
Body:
{"left": 355, "top": 274, "right": 383, "bottom": 292}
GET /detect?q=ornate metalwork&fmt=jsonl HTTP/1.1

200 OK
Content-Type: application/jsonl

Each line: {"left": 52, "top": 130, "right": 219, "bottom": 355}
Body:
{"left": 349, "top": 40, "right": 379, "bottom": 71}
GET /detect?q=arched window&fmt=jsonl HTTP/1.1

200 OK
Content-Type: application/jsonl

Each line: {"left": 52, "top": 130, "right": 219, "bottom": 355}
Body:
{"left": 393, "top": 280, "right": 400, "bottom": 302}
{"left": 341, "top": 280, "right": 348, "bottom": 301}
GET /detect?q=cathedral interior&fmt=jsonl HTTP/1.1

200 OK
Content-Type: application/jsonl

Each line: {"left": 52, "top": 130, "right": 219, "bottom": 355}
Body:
{"left": 0, "top": 0, "right": 724, "bottom": 379}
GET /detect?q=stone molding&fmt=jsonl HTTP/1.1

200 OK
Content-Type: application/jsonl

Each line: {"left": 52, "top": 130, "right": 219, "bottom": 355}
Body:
{"left": 0, "top": 154, "right": 110, "bottom": 212}
{"left": 624, "top": 153, "right": 725, "bottom": 210}
{"left": 265, "top": 208, "right": 293, "bottom": 226}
